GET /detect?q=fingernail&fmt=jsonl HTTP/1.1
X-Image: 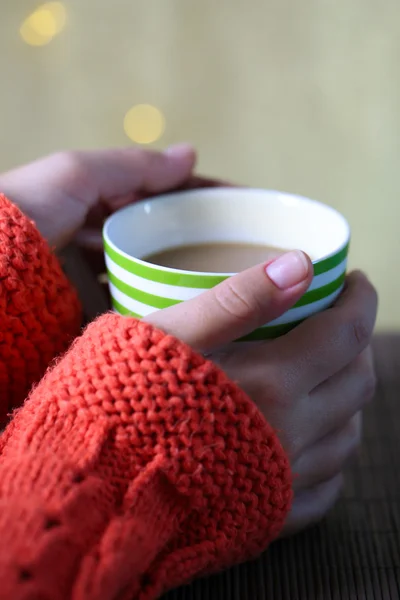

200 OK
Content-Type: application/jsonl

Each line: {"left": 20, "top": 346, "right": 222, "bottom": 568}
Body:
{"left": 165, "top": 143, "right": 195, "bottom": 160}
{"left": 266, "top": 250, "right": 309, "bottom": 290}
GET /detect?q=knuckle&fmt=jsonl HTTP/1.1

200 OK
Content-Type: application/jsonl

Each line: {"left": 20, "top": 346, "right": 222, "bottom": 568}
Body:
{"left": 133, "top": 148, "right": 152, "bottom": 171}
{"left": 213, "top": 280, "right": 257, "bottom": 324}
{"left": 138, "top": 150, "right": 165, "bottom": 185}
{"left": 351, "top": 316, "right": 372, "bottom": 348}
{"left": 252, "top": 361, "right": 294, "bottom": 411}
{"left": 54, "top": 151, "right": 82, "bottom": 174}
{"left": 52, "top": 151, "right": 90, "bottom": 189}
{"left": 53, "top": 150, "right": 96, "bottom": 201}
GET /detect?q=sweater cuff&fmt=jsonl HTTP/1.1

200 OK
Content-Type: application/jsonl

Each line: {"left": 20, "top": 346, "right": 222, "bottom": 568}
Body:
{"left": 0, "top": 193, "right": 82, "bottom": 424}
{"left": 0, "top": 314, "right": 292, "bottom": 599}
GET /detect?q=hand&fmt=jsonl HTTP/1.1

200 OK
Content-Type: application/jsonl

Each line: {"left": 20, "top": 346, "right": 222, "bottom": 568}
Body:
{"left": 0, "top": 144, "right": 222, "bottom": 253}
{"left": 146, "top": 256, "right": 378, "bottom": 536}
{"left": 0, "top": 145, "right": 228, "bottom": 318}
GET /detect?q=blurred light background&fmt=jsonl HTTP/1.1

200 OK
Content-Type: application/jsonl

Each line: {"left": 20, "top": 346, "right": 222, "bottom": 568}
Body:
{"left": 0, "top": 1, "right": 399, "bottom": 328}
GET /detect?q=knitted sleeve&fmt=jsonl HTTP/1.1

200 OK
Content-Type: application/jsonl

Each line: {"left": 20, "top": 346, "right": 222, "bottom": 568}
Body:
{"left": 0, "top": 314, "right": 292, "bottom": 600}
{"left": 0, "top": 193, "right": 82, "bottom": 424}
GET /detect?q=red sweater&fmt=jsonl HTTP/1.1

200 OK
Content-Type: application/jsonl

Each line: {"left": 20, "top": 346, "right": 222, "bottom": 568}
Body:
{"left": 0, "top": 193, "right": 292, "bottom": 599}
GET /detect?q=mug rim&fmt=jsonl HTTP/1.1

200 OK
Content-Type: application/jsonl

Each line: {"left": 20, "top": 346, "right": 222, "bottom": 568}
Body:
{"left": 103, "top": 187, "right": 351, "bottom": 279}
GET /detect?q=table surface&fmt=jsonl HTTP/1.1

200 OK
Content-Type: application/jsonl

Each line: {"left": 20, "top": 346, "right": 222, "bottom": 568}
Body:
{"left": 163, "top": 334, "right": 400, "bottom": 600}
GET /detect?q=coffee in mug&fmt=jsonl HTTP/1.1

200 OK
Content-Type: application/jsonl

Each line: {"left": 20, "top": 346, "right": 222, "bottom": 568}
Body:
{"left": 144, "top": 242, "right": 288, "bottom": 273}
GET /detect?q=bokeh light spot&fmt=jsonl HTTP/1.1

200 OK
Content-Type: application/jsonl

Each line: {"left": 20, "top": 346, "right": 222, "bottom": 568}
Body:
{"left": 123, "top": 104, "right": 165, "bottom": 144}
{"left": 20, "top": 2, "right": 67, "bottom": 46}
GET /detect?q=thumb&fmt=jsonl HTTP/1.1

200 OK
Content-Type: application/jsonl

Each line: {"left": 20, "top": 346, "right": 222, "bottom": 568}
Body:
{"left": 145, "top": 250, "right": 313, "bottom": 351}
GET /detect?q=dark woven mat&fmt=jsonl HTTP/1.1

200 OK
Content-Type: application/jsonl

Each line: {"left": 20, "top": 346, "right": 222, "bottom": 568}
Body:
{"left": 164, "top": 334, "right": 400, "bottom": 600}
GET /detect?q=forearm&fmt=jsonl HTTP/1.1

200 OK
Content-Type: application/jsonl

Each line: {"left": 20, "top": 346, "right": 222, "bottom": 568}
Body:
{"left": 0, "top": 314, "right": 292, "bottom": 600}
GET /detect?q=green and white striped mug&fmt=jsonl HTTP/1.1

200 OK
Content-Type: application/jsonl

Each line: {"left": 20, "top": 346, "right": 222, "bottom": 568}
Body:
{"left": 103, "top": 188, "right": 350, "bottom": 341}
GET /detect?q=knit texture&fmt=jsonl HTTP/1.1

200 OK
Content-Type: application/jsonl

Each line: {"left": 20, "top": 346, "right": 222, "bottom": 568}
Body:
{"left": 0, "top": 193, "right": 82, "bottom": 424}
{"left": 0, "top": 193, "right": 292, "bottom": 598}
{"left": 0, "top": 314, "right": 292, "bottom": 599}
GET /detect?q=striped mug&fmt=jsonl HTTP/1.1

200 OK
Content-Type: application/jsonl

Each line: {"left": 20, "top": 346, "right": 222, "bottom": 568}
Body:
{"left": 103, "top": 188, "right": 350, "bottom": 341}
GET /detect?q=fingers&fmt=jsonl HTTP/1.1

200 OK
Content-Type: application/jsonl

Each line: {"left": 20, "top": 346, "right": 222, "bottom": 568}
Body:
{"left": 306, "top": 346, "right": 375, "bottom": 439}
{"left": 46, "top": 144, "right": 197, "bottom": 209}
{"left": 292, "top": 412, "right": 362, "bottom": 491}
{"left": 280, "top": 473, "right": 343, "bottom": 538}
{"left": 145, "top": 251, "right": 313, "bottom": 351}
{"left": 270, "top": 271, "right": 378, "bottom": 393}
{"left": 233, "top": 342, "right": 374, "bottom": 464}
{"left": 279, "top": 346, "right": 374, "bottom": 458}
{"left": 0, "top": 145, "right": 197, "bottom": 249}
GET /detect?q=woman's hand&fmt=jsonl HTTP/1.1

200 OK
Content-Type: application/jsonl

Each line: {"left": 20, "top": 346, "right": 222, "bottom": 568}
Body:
{"left": 0, "top": 144, "right": 219, "bottom": 252}
{"left": 210, "top": 271, "right": 377, "bottom": 536}
{"left": 0, "top": 145, "right": 228, "bottom": 318}
{"left": 146, "top": 256, "right": 378, "bottom": 536}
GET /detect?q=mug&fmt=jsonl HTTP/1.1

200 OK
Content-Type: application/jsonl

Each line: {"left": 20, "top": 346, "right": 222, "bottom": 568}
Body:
{"left": 103, "top": 188, "right": 350, "bottom": 341}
